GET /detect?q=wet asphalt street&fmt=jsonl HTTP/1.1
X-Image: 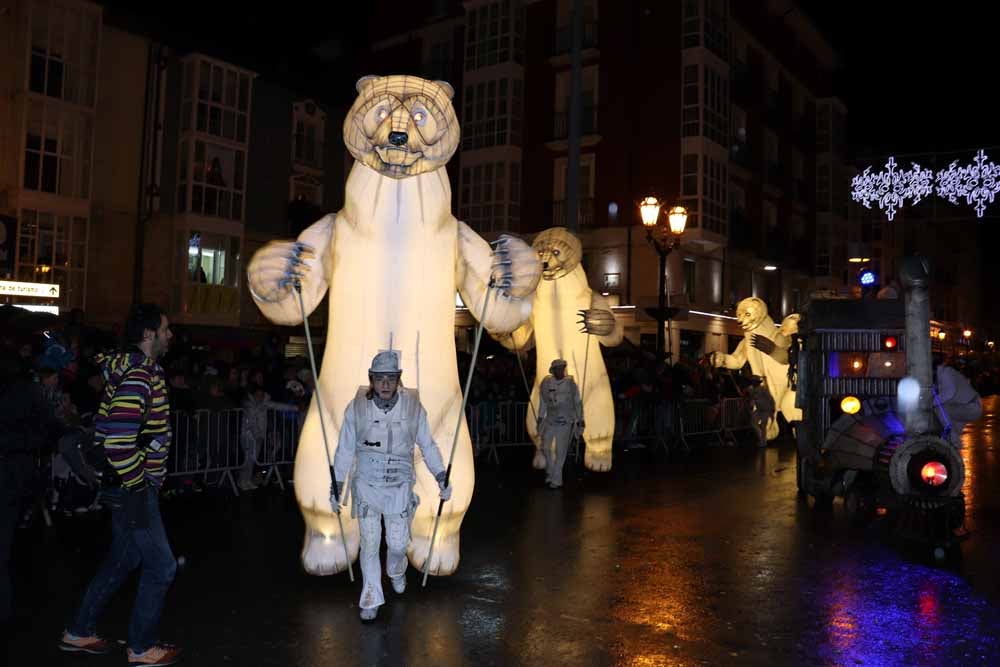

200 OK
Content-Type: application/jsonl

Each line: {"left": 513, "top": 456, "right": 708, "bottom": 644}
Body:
{"left": 5, "top": 397, "right": 1000, "bottom": 666}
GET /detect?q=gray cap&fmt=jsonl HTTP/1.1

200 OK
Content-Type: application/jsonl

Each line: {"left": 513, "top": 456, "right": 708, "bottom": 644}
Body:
{"left": 369, "top": 350, "right": 402, "bottom": 375}
{"left": 549, "top": 358, "right": 567, "bottom": 371}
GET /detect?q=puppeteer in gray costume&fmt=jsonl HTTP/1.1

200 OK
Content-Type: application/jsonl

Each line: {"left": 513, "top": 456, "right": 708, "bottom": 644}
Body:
{"left": 537, "top": 358, "right": 583, "bottom": 489}
{"left": 332, "top": 351, "right": 451, "bottom": 622}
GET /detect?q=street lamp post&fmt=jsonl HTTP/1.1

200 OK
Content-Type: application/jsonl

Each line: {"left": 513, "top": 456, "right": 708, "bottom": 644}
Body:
{"left": 639, "top": 196, "right": 687, "bottom": 362}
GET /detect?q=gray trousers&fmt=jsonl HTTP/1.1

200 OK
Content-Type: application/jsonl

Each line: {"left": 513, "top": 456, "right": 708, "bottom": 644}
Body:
{"left": 358, "top": 512, "right": 410, "bottom": 610}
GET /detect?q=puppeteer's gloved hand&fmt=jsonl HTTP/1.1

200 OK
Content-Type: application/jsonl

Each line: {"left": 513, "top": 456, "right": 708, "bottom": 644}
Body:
{"left": 330, "top": 480, "right": 344, "bottom": 514}
{"left": 435, "top": 471, "right": 452, "bottom": 501}
{"left": 246, "top": 240, "right": 316, "bottom": 303}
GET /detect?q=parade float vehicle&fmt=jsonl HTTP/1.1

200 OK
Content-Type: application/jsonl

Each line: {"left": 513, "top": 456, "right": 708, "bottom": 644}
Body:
{"left": 793, "top": 258, "right": 965, "bottom": 560}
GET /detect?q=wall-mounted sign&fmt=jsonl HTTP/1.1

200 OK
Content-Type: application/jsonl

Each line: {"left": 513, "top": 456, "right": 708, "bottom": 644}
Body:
{"left": 0, "top": 280, "right": 60, "bottom": 298}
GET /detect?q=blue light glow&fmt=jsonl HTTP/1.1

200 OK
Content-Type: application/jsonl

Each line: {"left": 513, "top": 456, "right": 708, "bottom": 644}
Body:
{"left": 860, "top": 269, "right": 877, "bottom": 286}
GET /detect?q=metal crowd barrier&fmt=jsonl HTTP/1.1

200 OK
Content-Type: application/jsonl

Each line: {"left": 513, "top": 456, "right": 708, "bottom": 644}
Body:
{"left": 168, "top": 409, "right": 245, "bottom": 495}
{"left": 255, "top": 409, "right": 301, "bottom": 490}
{"left": 467, "top": 400, "right": 533, "bottom": 463}
{"left": 617, "top": 401, "right": 675, "bottom": 455}
{"left": 167, "top": 407, "right": 301, "bottom": 496}
{"left": 678, "top": 399, "right": 724, "bottom": 448}
{"left": 720, "top": 397, "right": 758, "bottom": 444}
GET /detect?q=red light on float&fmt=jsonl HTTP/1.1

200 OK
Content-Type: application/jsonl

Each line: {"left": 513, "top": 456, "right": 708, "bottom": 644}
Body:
{"left": 884, "top": 336, "right": 897, "bottom": 350}
{"left": 920, "top": 461, "right": 948, "bottom": 487}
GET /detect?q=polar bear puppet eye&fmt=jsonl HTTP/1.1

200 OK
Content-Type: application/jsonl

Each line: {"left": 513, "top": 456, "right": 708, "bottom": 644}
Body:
{"left": 377, "top": 107, "right": 389, "bottom": 121}
{"left": 412, "top": 109, "right": 427, "bottom": 125}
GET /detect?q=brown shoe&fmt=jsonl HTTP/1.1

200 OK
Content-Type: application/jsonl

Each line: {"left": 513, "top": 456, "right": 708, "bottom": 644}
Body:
{"left": 58, "top": 631, "right": 115, "bottom": 655}
{"left": 127, "top": 644, "right": 183, "bottom": 666}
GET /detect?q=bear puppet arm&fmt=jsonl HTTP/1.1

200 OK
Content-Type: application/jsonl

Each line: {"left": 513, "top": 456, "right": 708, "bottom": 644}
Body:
{"left": 247, "top": 214, "right": 335, "bottom": 326}
{"left": 456, "top": 220, "right": 534, "bottom": 335}
{"left": 589, "top": 292, "right": 624, "bottom": 347}
{"left": 713, "top": 339, "right": 748, "bottom": 370}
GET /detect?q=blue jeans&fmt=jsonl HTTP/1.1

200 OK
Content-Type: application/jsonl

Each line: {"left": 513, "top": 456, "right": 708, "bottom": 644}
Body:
{"left": 68, "top": 487, "right": 176, "bottom": 653}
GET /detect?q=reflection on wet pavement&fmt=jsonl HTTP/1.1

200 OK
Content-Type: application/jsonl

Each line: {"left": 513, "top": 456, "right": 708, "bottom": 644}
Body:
{"left": 5, "top": 399, "right": 1000, "bottom": 665}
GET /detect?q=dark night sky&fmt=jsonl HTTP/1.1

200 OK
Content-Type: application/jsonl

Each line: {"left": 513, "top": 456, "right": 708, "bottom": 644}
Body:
{"left": 801, "top": 1, "right": 1000, "bottom": 156}
{"left": 101, "top": 1, "right": 1000, "bottom": 158}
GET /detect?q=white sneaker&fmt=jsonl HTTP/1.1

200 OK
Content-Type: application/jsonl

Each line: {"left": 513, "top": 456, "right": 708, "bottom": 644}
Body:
{"left": 360, "top": 607, "right": 377, "bottom": 622}
{"left": 390, "top": 575, "right": 406, "bottom": 594}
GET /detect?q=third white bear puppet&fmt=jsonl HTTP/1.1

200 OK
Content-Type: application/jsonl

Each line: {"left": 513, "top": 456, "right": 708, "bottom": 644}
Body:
{"left": 710, "top": 297, "right": 801, "bottom": 440}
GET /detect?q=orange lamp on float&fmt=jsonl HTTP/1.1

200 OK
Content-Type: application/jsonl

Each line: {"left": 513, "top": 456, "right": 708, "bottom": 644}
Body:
{"left": 920, "top": 461, "right": 948, "bottom": 487}
{"left": 840, "top": 396, "right": 861, "bottom": 415}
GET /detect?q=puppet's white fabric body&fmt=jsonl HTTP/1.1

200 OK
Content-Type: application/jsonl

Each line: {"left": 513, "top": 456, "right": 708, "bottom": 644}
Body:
{"left": 537, "top": 374, "right": 582, "bottom": 487}
{"left": 711, "top": 298, "right": 801, "bottom": 440}
{"left": 247, "top": 75, "right": 539, "bottom": 576}
{"left": 333, "top": 387, "right": 445, "bottom": 609}
{"left": 501, "top": 228, "right": 622, "bottom": 471}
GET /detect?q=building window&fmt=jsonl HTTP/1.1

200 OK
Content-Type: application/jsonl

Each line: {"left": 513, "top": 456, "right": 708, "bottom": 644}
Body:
{"left": 29, "top": 1, "right": 100, "bottom": 107}
{"left": 682, "top": 154, "right": 698, "bottom": 197}
{"left": 700, "top": 155, "right": 728, "bottom": 235}
{"left": 766, "top": 130, "right": 780, "bottom": 185}
{"left": 790, "top": 215, "right": 805, "bottom": 241}
{"left": 792, "top": 149, "right": 805, "bottom": 201}
{"left": 292, "top": 101, "right": 325, "bottom": 169}
{"left": 763, "top": 201, "right": 778, "bottom": 229}
{"left": 552, "top": 155, "right": 596, "bottom": 228}
{"left": 832, "top": 109, "right": 847, "bottom": 155}
{"left": 682, "top": 65, "right": 699, "bottom": 137}
{"left": 704, "top": 0, "right": 728, "bottom": 59}
{"left": 425, "top": 39, "right": 452, "bottom": 81}
{"left": 817, "top": 104, "right": 831, "bottom": 153}
{"left": 683, "top": 258, "right": 697, "bottom": 303}
{"left": 179, "top": 141, "right": 246, "bottom": 220}
{"left": 23, "top": 100, "right": 92, "bottom": 197}
{"left": 186, "top": 231, "right": 240, "bottom": 286}
{"left": 459, "top": 161, "right": 518, "bottom": 233}
{"left": 183, "top": 57, "right": 251, "bottom": 145}
{"left": 702, "top": 65, "right": 729, "bottom": 147}
{"left": 681, "top": 153, "right": 699, "bottom": 228}
{"left": 553, "top": 66, "right": 599, "bottom": 138}
{"left": 681, "top": 0, "right": 699, "bottom": 48}
{"left": 15, "top": 210, "right": 87, "bottom": 309}
{"left": 465, "top": 0, "right": 518, "bottom": 71}
{"left": 462, "top": 77, "right": 523, "bottom": 150}
{"left": 817, "top": 163, "right": 831, "bottom": 213}
{"left": 291, "top": 178, "right": 322, "bottom": 207}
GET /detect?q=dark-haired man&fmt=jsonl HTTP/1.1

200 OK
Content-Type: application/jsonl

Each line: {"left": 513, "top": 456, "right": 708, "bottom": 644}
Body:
{"left": 60, "top": 304, "right": 182, "bottom": 666}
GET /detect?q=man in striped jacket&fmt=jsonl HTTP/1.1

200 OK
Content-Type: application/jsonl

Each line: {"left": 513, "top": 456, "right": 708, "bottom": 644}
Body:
{"left": 61, "top": 304, "right": 182, "bottom": 666}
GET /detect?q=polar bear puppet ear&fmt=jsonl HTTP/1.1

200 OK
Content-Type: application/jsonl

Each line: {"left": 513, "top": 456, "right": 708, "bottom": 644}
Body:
{"left": 356, "top": 75, "right": 382, "bottom": 93}
{"left": 434, "top": 80, "right": 455, "bottom": 100}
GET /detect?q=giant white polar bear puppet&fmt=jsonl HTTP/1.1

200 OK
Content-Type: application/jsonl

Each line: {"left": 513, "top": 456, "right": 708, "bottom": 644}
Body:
{"left": 711, "top": 297, "right": 802, "bottom": 440}
{"left": 247, "top": 75, "right": 540, "bottom": 576}
{"left": 499, "top": 227, "right": 623, "bottom": 471}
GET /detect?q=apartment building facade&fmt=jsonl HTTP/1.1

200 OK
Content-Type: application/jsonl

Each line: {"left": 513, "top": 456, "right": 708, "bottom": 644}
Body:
{"left": 366, "top": 0, "right": 848, "bottom": 360}
{"left": 0, "top": 0, "right": 344, "bottom": 337}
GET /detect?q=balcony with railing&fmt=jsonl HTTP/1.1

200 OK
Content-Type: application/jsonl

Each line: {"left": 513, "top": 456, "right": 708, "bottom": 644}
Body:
{"left": 552, "top": 105, "right": 599, "bottom": 139}
{"left": 549, "top": 198, "right": 595, "bottom": 228}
